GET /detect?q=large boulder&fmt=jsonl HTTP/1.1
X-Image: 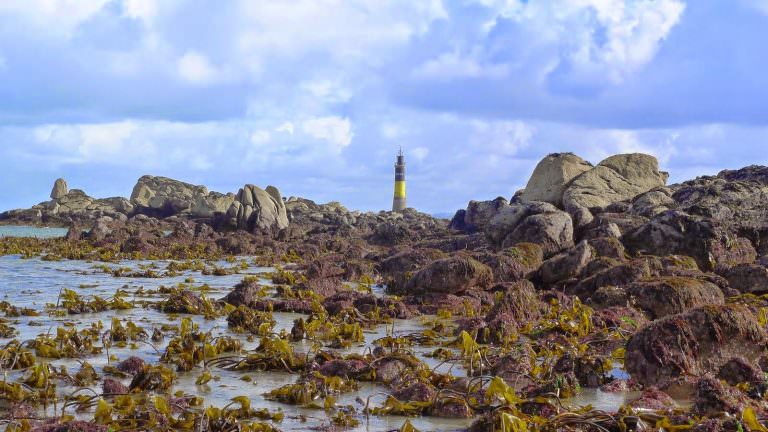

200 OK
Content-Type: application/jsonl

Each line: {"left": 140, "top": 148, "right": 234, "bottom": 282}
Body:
{"left": 622, "top": 210, "right": 757, "bottom": 272}
{"left": 130, "top": 175, "right": 214, "bottom": 217}
{"left": 50, "top": 178, "right": 68, "bottom": 200}
{"left": 404, "top": 254, "right": 493, "bottom": 294}
{"left": 223, "top": 184, "right": 289, "bottom": 233}
{"left": 724, "top": 264, "right": 768, "bottom": 294}
{"left": 485, "top": 202, "right": 573, "bottom": 257}
{"left": 539, "top": 240, "right": 593, "bottom": 285}
{"left": 672, "top": 165, "right": 768, "bottom": 254}
{"left": 562, "top": 153, "right": 668, "bottom": 227}
{"left": 626, "top": 277, "right": 724, "bottom": 319}
{"left": 519, "top": 153, "right": 593, "bottom": 207}
{"left": 462, "top": 197, "right": 509, "bottom": 232}
{"left": 625, "top": 304, "right": 767, "bottom": 386}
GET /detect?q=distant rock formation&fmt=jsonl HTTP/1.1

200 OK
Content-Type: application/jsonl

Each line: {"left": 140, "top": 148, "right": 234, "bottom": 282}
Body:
{"left": 50, "top": 178, "right": 68, "bottom": 200}
{"left": 130, "top": 175, "right": 235, "bottom": 218}
{"left": 0, "top": 176, "right": 294, "bottom": 235}
{"left": 220, "top": 184, "right": 289, "bottom": 233}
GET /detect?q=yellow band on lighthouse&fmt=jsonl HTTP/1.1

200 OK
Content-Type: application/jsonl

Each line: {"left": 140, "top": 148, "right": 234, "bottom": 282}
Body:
{"left": 394, "top": 180, "right": 406, "bottom": 198}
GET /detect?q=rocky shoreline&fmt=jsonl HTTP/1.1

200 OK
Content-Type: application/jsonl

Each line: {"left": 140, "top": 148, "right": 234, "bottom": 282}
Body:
{"left": 2, "top": 152, "right": 768, "bottom": 431}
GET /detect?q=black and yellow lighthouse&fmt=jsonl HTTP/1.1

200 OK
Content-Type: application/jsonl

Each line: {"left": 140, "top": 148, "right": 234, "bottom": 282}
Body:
{"left": 392, "top": 148, "right": 407, "bottom": 212}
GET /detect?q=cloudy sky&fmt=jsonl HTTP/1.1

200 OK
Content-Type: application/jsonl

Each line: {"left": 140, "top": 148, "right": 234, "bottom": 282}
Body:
{"left": 1, "top": 0, "right": 767, "bottom": 214}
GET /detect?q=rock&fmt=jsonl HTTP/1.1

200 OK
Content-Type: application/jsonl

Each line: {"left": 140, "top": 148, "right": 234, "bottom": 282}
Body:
{"left": 519, "top": 152, "right": 593, "bottom": 207}
{"left": 627, "top": 388, "right": 676, "bottom": 410}
{"left": 116, "top": 356, "right": 145, "bottom": 375}
{"left": 625, "top": 304, "right": 767, "bottom": 387}
{"left": 50, "top": 178, "right": 68, "bottom": 200}
{"left": 131, "top": 175, "right": 209, "bottom": 216}
{"left": 717, "top": 357, "right": 763, "bottom": 385}
{"left": 224, "top": 184, "right": 289, "bottom": 234}
{"left": 318, "top": 359, "right": 368, "bottom": 379}
{"left": 221, "top": 278, "right": 262, "bottom": 307}
{"left": 562, "top": 153, "right": 667, "bottom": 227}
{"left": 404, "top": 254, "right": 493, "bottom": 295}
{"left": 693, "top": 375, "right": 744, "bottom": 416}
{"left": 485, "top": 202, "right": 573, "bottom": 257}
{"left": 462, "top": 197, "right": 509, "bottom": 232}
{"left": 673, "top": 165, "right": 768, "bottom": 254}
{"left": 630, "top": 187, "right": 676, "bottom": 218}
{"left": 724, "top": 263, "right": 768, "bottom": 294}
{"left": 102, "top": 378, "right": 128, "bottom": 395}
{"left": 622, "top": 211, "right": 757, "bottom": 272}
{"left": 539, "top": 240, "right": 592, "bottom": 285}
{"left": 392, "top": 382, "right": 437, "bottom": 402}
{"left": 485, "top": 281, "right": 546, "bottom": 340}
{"left": 479, "top": 244, "right": 544, "bottom": 283}
{"left": 627, "top": 277, "right": 724, "bottom": 319}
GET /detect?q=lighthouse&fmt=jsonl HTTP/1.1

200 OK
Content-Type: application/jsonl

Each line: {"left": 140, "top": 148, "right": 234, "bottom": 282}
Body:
{"left": 392, "top": 148, "right": 407, "bottom": 212}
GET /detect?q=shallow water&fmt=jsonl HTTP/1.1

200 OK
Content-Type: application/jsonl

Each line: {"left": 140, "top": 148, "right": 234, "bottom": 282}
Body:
{"left": 0, "top": 253, "right": 639, "bottom": 431}
{"left": 0, "top": 225, "right": 69, "bottom": 239}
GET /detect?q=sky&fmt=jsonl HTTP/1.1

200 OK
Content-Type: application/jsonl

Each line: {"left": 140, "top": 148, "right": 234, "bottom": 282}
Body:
{"left": 1, "top": 0, "right": 768, "bottom": 214}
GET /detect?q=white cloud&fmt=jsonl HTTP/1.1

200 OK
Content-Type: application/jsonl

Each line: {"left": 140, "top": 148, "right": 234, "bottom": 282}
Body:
{"left": 176, "top": 51, "right": 227, "bottom": 85}
{"left": 275, "top": 122, "right": 295, "bottom": 135}
{"left": 412, "top": 50, "right": 509, "bottom": 80}
{"left": 250, "top": 130, "right": 271, "bottom": 145}
{"left": 481, "top": 0, "right": 686, "bottom": 84}
{"left": 0, "top": 0, "right": 109, "bottom": 37}
{"left": 300, "top": 80, "right": 353, "bottom": 104}
{"left": 472, "top": 120, "right": 535, "bottom": 155}
{"left": 236, "top": 0, "right": 447, "bottom": 63}
{"left": 301, "top": 116, "right": 353, "bottom": 151}
{"left": 123, "top": 0, "right": 158, "bottom": 20}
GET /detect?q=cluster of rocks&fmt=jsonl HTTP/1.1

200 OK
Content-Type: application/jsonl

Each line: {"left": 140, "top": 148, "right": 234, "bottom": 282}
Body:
{"left": 437, "top": 152, "right": 768, "bottom": 394}
{"left": 1, "top": 176, "right": 295, "bottom": 235}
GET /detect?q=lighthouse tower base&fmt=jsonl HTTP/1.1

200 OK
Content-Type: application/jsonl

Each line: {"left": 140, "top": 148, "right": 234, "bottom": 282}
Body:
{"left": 392, "top": 197, "right": 407, "bottom": 212}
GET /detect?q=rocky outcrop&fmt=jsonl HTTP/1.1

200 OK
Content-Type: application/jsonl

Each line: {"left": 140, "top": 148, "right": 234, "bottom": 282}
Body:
{"left": 626, "top": 277, "right": 724, "bottom": 319}
{"left": 485, "top": 202, "right": 574, "bottom": 257}
{"left": 625, "top": 304, "right": 767, "bottom": 387}
{"left": 403, "top": 254, "right": 493, "bottom": 295}
{"left": 220, "top": 184, "right": 288, "bottom": 233}
{"left": 519, "top": 153, "right": 593, "bottom": 206}
{"left": 50, "top": 178, "right": 68, "bottom": 200}
{"left": 130, "top": 175, "right": 234, "bottom": 218}
{"left": 563, "top": 153, "right": 668, "bottom": 228}
{"left": 460, "top": 197, "right": 509, "bottom": 232}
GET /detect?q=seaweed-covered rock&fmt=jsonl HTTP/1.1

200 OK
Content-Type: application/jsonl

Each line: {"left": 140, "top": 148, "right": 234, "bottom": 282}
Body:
{"left": 103, "top": 378, "right": 128, "bottom": 395}
{"left": 724, "top": 263, "right": 768, "bottom": 294}
{"left": 318, "top": 359, "right": 369, "bottom": 379}
{"left": 627, "top": 387, "right": 676, "bottom": 410}
{"left": 485, "top": 281, "right": 546, "bottom": 340}
{"left": 623, "top": 211, "right": 757, "bottom": 272}
{"left": 392, "top": 382, "right": 437, "bottom": 403}
{"left": 116, "top": 356, "right": 145, "bottom": 375}
{"left": 625, "top": 304, "right": 767, "bottom": 386}
{"left": 717, "top": 357, "right": 764, "bottom": 385}
{"left": 539, "top": 240, "right": 592, "bottom": 285}
{"left": 693, "top": 375, "right": 744, "bottom": 416}
{"left": 403, "top": 255, "right": 493, "bottom": 295}
{"left": 627, "top": 277, "right": 724, "bottom": 319}
{"left": 220, "top": 277, "right": 262, "bottom": 307}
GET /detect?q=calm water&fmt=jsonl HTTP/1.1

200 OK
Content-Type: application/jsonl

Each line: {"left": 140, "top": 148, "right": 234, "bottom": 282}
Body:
{"left": 0, "top": 225, "right": 69, "bottom": 239}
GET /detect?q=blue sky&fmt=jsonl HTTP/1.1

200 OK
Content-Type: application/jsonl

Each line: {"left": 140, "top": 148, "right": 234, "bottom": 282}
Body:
{"left": 1, "top": 0, "right": 767, "bottom": 214}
